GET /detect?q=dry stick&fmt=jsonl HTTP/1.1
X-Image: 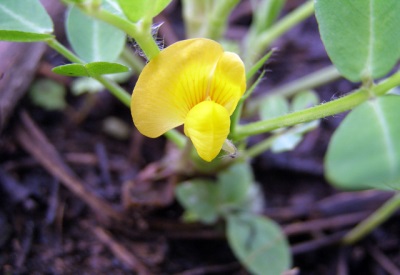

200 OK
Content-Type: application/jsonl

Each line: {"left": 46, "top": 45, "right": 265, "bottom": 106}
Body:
{"left": 174, "top": 262, "right": 241, "bottom": 275}
{"left": 291, "top": 231, "right": 347, "bottom": 255}
{"left": 85, "top": 222, "right": 151, "bottom": 275}
{"left": 283, "top": 211, "right": 371, "bottom": 236}
{"left": 368, "top": 246, "right": 400, "bottom": 275}
{"left": 15, "top": 111, "right": 124, "bottom": 225}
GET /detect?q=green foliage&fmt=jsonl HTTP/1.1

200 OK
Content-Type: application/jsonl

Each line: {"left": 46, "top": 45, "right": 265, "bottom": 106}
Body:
{"left": 325, "top": 95, "right": 400, "bottom": 190}
{"left": 0, "top": 0, "right": 53, "bottom": 42}
{"left": 176, "top": 163, "right": 290, "bottom": 273}
{"left": 52, "top": 62, "right": 129, "bottom": 77}
{"left": 249, "top": 0, "right": 285, "bottom": 33}
{"left": 217, "top": 162, "right": 254, "bottom": 211}
{"left": 117, "top": 0, "right": 172, "bottom": 22}
{"left": 227, "top": 213, "right": 291, "bottom": 275}
{"left": 175, "top": 162, "right": 258, "bottom": 223}
{"left": 29, "top": 79, "right": 66, "bottom": 111}
{"left": 175, "top": 180, "right": 219, "bottom": 224}
{"left": 259, "top": 90, "right": 320, "bottom": 153}
{"left": 291, "top": 90, "right": 319, "bottom": 112}
{"left": 259, "top": 95, "right": 289, "bottom": 120}
{"left": 66, "top": 5, "right": 125, "bottom": 62}
{"left": 315, "top": 0, "right": 400, "bottom": 82}
{"left": 0, "top": 31, "right": 53, "bottom": 42}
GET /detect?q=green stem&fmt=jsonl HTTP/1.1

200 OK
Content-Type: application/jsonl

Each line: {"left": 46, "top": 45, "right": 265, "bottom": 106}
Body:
{"left": 267, "top": 65, "right": 341, "bottom": 98}
{"left": 206, "top": 0, "right": 240, "bottom": 40}
{"left": 343, "top": 192, "right": 400, "bottom": 244}
{"left": 230, "top": 72, "right": 265, "bottom": 138}
{"left": 243, "top": 135, "right": 276, "bottom": 159}
{"left": 47, "top": 39, "right": 83, "bottom": 64}
{"left": 247, "top": 0, "right": 314, "bottom": 67}
{"left": 47, "top": 39, "right": 132, "bottom": 107}
{"left": 164, "top": 130, "right": 186, "bottom": 149}
{"left": 258, "top": 0, "right": 314, "bottom": 48}
{"left": 233, "top": 70, "right": 400, "bottom": 139}
{"left": 47, "top": 39, "right": 185, "bottom": 145}
{"left": 88, "top": 9, "right": 160, "bottom": 60}
{"left": 121, "top": 46, "right": 145, "bottom": 74}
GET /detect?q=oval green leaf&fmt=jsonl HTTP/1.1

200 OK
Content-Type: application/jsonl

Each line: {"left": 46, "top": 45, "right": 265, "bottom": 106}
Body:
{"left": 315, "top": 0, "right": 400, "bottom": 82}
{"left": 0, "top": 0, "right": 53, "bottom": 34}
{"left": 52, "top": 64, "right": 89, "bottom": 77}
{"left": 29, "top": 79, "right": 66, "bottom": 111}
{"left": 53, "top": 62, "right": 130, "bottom": 77}
{"left": 0, "top": 30, "right": 53, "bottom": 42}
{"left": 259, "top": 95, "right": 289, "bottom": 121}
{"left": 66, "top": 5, "right": 125, "bottom": 62}
{"left": 86, "top": 62, "right": 129, "bottom": 76}
{"left": 217, "top": 162, "right": 253, "bottom": 207}
{"left": 117, "top": 0, "right": 172, "bottom": 22}
{"left": 227, "top": 213, "right": 291, "bottom": 275}
{"left": 175, "top": 180, "right": 219, "bottom": 224}
{"left": 325, "top": 95, "right": 400, "bottom": 190}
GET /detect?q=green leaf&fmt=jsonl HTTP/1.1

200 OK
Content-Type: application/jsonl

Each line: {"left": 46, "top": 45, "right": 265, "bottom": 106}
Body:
{"left": 217, "top": 162, "right": 253, "bottom": 209}
{"left": 52, "top": 64, "right": 89, "bottom": 77}
{"left": 117, "top": 0, "right": 171, "bottom": 22}
{"left": 52, "top": 62, "right": 129, "bottom": 77}
{"left": 29, "top": 79, "right": 66, "bottom": 111}
{"left": 250, "top": 0, "right": 285, "bottom": 32}
{"left": 325, "top": 95, "right": 400, "bottom": 190}
{"left": 315, "top": 0, "right": 400, "bottom": 82}
{"left": 86, "top": 62, "right": 129, "bottom": 76}
{"left": 0, "top": 30, "right": 53, "bottom": 42}
{"left": 66, "top": 5, "right": 125, "bottom": 62}
{"left": 0, "top": 0, "right": 53, "bottom": 34}
{"left": 271, "top": 133, "right": 302, "bottom": 153}
{"left": 291, "top": 90, "right": 319, "bottom": 112}
{"left": 227, "top": 213, "right": 291, "bottom": 275}
{"left": 175, "top": 180, "right": 219, "bottom": 224}
{"left": 246, "top": 49, "right": 274, "bottom": 81}
{"left": 259, "top": 95, "right": 289, "bottom": 120}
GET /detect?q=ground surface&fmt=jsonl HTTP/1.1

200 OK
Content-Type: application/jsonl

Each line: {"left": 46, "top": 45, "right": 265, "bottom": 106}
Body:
{"left": 0, "top": 1, "right": 399, "bottom": 274}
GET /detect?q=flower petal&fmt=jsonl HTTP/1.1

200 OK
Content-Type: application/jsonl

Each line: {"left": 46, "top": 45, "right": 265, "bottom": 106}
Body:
{"left": 209, "top": 52, "right": 246, "bottom": 114}
{"left": 184, "top": 101, "right": 230, "bottom": 162}
{"left": 131, "top": 38, "right": 225, "bottom": 138}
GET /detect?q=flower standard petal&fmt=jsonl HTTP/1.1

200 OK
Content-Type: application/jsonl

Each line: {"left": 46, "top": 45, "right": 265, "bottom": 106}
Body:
{"left": 131, "top": 38, "right": 226, "bottom": 138}
{"left": 184, "top": 101, "right": 230, "bottom": 162}
{"left": 209, "top": 52, "right": 246, "bottom": 115}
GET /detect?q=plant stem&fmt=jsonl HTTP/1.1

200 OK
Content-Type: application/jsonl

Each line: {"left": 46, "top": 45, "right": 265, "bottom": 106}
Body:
{"left": 47, "top": 39, "right": 185, "bottom": 146}
{"left": 267, "top": 65, "right": 341, "bottom": 98}
{"left": 47, "top": 39, "right": 132, "bottom": 106}
{"left": 206, "top": 0, "right": 240, "bottom": 40}
{"left": 246, "top": 0, "right": 314, "bottom": 67}
{"left": 47, "top": 39, "right": 83, "bottom": 64}
{"left": 89, "top": 9, "right": 160, "bottom": 60}
{"left": 233, "top": 70, "right": 400, "bottom": 139}
{"left": 164, "top": 130, "right": 186, "bottom": 149}
{"left": 258, "top": 0, "right": 314, "bottom": 48}
{"left": 243, "top": 135, "right": 276, "bottom": 159}
{"left": 121, "top": 46, "right": 145, "bottom": 74}
{"left": 343, "top": 192, "right": 400, "bottom": 244}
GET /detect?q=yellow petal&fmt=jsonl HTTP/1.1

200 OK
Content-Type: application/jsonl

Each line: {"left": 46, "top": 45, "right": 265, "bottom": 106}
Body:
{"left": 131, "top": 38, "right": 225, "bottom": 138}
{"left": 209, "top": 52, "right": 246, "bottom": 115}
{"left": 184, "top": 101, "right": 230, "bottom": 162}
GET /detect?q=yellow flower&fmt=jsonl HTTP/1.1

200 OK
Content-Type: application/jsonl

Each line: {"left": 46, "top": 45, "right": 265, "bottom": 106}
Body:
{"left": 131, "top": 38, "right": 246, "bottom": 162}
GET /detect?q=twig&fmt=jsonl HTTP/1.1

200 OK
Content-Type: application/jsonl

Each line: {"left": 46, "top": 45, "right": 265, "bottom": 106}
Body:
{"left": 368, "top": 245, "right": 400, "bottom": 275}
{"left": 85, "top": 222, "right": 151, "bottom": 275}
{"left": 95, "top": 142, "right": 112, "bottom": 186}
{"left": 283, "top": 212, "right": 371, "bottom": 236}
{"left": 291, "top": 231, "right": 346, "bottom": 255}
{"left": 15, "top": 111, "right": 124, "bottom": 225}
{"left": 174, "top": 262, "right": 241, "bottom": 275}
